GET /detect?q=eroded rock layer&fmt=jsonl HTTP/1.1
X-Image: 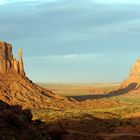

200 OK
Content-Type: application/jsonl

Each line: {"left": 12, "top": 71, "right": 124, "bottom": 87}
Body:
{"left": 123, "top": 59, "right": 140, "bottom": 86}
{"left": 0, "top": 41, "right": 73, "bottom": 109}
{"left": 0, "top": 42, "right": 25, "bottom": 75}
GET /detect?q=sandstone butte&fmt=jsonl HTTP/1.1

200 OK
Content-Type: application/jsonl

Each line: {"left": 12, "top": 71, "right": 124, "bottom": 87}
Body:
{"left": 123, "top": 59, "right": 140, "bottom": 86}
{"left": 114, "top": 59, "right": 140, "bottom": 94}
{"left": 124, "top": 59, "right": 140, "bottom": 84}
{"left": 0, "top": 41, "right": 74, "bottom": 109}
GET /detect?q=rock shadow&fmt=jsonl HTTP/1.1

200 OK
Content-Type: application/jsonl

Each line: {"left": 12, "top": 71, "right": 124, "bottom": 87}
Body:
{"left": 69, "top": 83, "right": 138, "bottom": 101}
{"left": 48, "top": 115, "right": 140, "bottom": 140}
{"left": 0, "top": 100, "right": 51, "bottom": 140}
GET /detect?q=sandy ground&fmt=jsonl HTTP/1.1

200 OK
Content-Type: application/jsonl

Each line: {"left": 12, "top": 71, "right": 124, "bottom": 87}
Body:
{"left": 35, "top": 83, "right": 140, "bottom": 140}
{"left": 38, "top": 82, "right": 120, "bottom": 97}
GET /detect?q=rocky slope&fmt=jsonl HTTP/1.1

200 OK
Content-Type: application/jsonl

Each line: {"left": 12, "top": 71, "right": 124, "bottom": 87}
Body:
{"left": 0, "top": 41, "right": 74, "bottom": 109}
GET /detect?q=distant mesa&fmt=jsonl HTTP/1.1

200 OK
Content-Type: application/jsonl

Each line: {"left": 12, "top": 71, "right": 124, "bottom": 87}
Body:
{"left": 123, "top": 59, "right": 140, "bottom": 85}
{"left": 128, "top": 59, "right": 140, "bottom": 82}
{"left": 0, "top": 42, "right": 25, "bottom": 75}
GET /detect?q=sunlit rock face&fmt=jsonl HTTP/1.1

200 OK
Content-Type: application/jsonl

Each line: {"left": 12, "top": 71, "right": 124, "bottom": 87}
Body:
{"left": 123, "top": 59, "right": 140, "bottom": 87}
{"left": 0, "top": 41, "right": 25, "bottom": 75}
{"left": 0, "top": 41, "right": 69, "bottom": 109}
{"left": 129, "top": 59, "right": 140, "bottom": 81}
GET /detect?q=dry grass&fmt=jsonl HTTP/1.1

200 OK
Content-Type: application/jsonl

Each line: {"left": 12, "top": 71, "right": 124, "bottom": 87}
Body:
{"left": 34, "top": 83, "right": 140, "bottom": 135}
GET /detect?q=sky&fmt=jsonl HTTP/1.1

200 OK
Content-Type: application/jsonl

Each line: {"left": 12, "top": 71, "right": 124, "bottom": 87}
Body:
{"left": 0, "top": 0, "right": 140, "bottom": 83}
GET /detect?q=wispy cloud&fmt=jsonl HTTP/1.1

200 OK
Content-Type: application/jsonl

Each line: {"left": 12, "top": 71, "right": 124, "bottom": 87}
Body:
{"left": 0, "top": 0, "right": 7, "bottom": 5}
{"left": 25, "top": 52, "right": 137, "bottom": 63}
{"left": 0, "top": 0, "right": 56, "bottom": 5}
{"left": 94, "top": 0, "right": 140, "bottom": 5}
{"left": 25, "top": 53, "right": 103, "bottom": 63}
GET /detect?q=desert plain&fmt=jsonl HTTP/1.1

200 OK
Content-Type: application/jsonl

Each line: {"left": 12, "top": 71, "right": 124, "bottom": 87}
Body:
{"left": 35, "top": 82, "right": 140, "bottom": 140}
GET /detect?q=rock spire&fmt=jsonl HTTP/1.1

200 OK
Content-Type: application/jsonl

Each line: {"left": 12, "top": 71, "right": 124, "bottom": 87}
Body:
{"left": 19, "top": 48, "right": 25, "bottom": 75}
{"left": 0, "top": 41, "right": 25, "bottom": 75}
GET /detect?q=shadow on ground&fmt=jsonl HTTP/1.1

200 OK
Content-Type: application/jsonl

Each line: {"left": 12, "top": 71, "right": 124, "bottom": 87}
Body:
{"left": 2, "top": 99, "right": 140, "bottom": 140}
{"left": 0, "top": 100, "right": 52, "bottom": 140}
{"left": 48, "top": 114, "right": 140, "bottom": 140}
{"left": 69, "top": 83, "right": 138, "bottom": 101}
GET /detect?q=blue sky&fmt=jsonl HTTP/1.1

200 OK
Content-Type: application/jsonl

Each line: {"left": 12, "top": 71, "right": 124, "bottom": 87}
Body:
{"left": 0, "top": 0, "right": 140, "bottom": 83}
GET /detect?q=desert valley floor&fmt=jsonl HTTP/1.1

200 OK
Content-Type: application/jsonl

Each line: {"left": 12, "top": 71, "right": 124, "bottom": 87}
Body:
{"left": 35, "top": 83, "right": 140, "bottom": 140}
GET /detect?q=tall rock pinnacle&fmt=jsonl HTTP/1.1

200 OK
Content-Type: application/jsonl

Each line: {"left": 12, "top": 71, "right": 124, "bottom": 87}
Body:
{"left": 0, "top": 41, "right": 25, "bottom": 75}
{"left": 0, "top": 41, "right": 68, "bottom": 109}
{"left": 19, "top": 48, "right": 25, "bottom": 75}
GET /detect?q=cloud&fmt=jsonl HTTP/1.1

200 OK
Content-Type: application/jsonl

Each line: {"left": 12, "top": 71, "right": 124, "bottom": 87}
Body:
{"left": 0, "top": 0, "right": 56, "bottom": 5}
{"left": 0, "top": 0, "right": 7, "bottom": 5}
{"left": 25, "top": 52, "right": 135, "bottom": 63}
{"left": 24, "top": 52, "right": 137, "bottom": 82}
{"left": 94, "top": 0, "right": 140, "bottom": 5}
{"left": 25, "top": 53, "right": 103, "bottom": 63}
{"left": 1, "top": 0, "right": 140, "bottom": 56}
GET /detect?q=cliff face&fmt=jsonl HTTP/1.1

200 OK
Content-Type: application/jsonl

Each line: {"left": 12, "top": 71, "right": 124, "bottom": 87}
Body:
{"left": 0, "top": 42, "right": 25, "bottom": 75}
{"left": 128, "top": 59, "right": 140, "bottom": 82}
{"left": 123, "top": 59, "right": 140, "bottom": 86}
{"left": 0, "top": 41, "right": 71, "bottom": 109}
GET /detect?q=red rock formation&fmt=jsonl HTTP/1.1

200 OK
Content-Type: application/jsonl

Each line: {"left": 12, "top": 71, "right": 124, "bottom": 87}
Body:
{"left": 18, "top": 48, "right": 25, "bottom": 75}
{"left": 128, "top": 59, "right": 140, "bottom": 82}
{"left": 0, "top": 42, "right": 25, "bottom": 75}
{"left": 123, "top": 59, "right": 140, "bottom": 86}
{"left": 0, "top": 41, "right": 73, "bottom": 109}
